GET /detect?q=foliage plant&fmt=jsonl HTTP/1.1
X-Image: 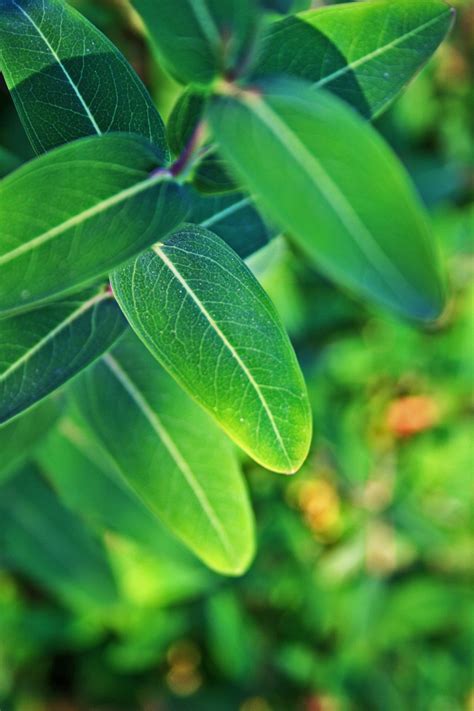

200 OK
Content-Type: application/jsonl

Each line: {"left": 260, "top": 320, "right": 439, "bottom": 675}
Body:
{"left": 0, "top": 0, "right": 455, "bottom": 574}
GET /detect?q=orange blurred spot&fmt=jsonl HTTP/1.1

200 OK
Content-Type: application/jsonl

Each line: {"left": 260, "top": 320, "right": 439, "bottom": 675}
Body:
{"left": 386, "top": 395, "right": 439, "bottom": 438}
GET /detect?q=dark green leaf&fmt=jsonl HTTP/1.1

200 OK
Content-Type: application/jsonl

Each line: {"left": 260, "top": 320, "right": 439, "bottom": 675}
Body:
{"left": 0, "top": 398, "right": 59, "bottom": 484}
{"left": 111, "top": 226, "right": 311, "bottom": 473}
{"left": 0, "top": 464, "right": 118, "bottom": 609}
{"left": 261, "top": 0, "right": 311, "bottom": 14}
{"left": 0, "top": 287, "right": 127, "bottom": 424}
{"left": 131, "top": 0, "right": 260, "bottom": 84}
{"left": 0, "top": 0, "right": 168, "bottom": 157}
{"left": 209, "top": 79, "right": 446, "bottom": 320}
{"left": 189, "top": 189, "right": 277, "bottom": 258}
{"left": 0, "top": 145, "right": 21, "bottom": 177}
{"left": 72, "top": 332, "right": 255, "bottom": 575}
{"left": 0, "top": 134, "right": 188, "bottom": 317}
{"left": 253, "top": 0, "right": 455, "bottom": 118}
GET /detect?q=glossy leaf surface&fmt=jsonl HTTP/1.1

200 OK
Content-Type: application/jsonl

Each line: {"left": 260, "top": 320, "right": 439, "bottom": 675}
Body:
{"left": 0, "top": 398, "right": 59, "bottom": 484}
{"left": 209, "top": 80, "right": 446, "bottom": 320}
{"left": 254, "top": 0, "right": 454, "bottom": 118}
{"left": 0, "top": 134, "right": 188, "bottom": 316}
{"left": 112, "top": 226, "right": 311, "bottom": 473}
{"left": 0, "top": 0, "right": 168, "bottom": 157}
{"left": 189, "top": 189, "right": 277, "bottom": 259}
{"left": 0, "top": 288, "right": 127, "bottom": 424}
{"left": 0, "top": 465, "right": 118, "bottom": 610}
{"left": 131, "top": 0, "right": 259, "bottom": 85}
{"left": 72, "top": 333, "right": 255, "bottom": 575}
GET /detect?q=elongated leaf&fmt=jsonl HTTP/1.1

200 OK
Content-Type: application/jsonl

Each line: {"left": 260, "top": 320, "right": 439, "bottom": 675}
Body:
{"left": 168, "top": 88, "right": 238, "bottom": 194}
{"left": 190, "top": 189, "right": 277, "bottom": 258}
{"left": 0, "top": 398, "right": 59, "bottom": 484}
{"left": 209, "top": 79, "right": 446, "bottom": 320}
{"left": 0, "top": 0, "right": 168, "bottom": 157}
{"left": 0, "top": 134, "right": 188, "bottom": 317}
{"left": 0, "top": 465, "right": 118, "bottom": 610}
{"left": 0, "top": 288, "right": 126, "bottom": 424}
{"left": 111, "top": 226, "right": 311, "bottom": 473}
{"left": 72, "top": 332, "right": 255, "bottom": 575}
{"left": 131, "top": 0, "right": 259, "bottom": 85}
{"left": 253, "top": 0, "right": 455, "bottom": 118}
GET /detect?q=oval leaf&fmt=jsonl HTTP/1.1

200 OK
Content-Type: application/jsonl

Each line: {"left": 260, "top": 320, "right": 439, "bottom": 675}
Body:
{"left": 72, "top": 332, "right": 255, "bottom": 575}
{"left": 131, "top": 0, "right": 260, "bottom": 85}
{"left": 111, "top": 225, "right": 311, "bottom": 473}
{"left": 0, "top": 134, "right": 189, "bottom": 316}
{"left": 253, "top": 0, "right": 455, "bottom": 118}
{"left": 209, "top": 79, "right": 446, "bottom": 320}
{"left": 0, "top": 0, "right": 168, "bottom": 157}
{"left": 0, "top": 287, "right": 127, "bottom": 424}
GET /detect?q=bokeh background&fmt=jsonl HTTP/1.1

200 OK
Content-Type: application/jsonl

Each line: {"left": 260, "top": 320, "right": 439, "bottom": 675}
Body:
{"left": 0, "top": 1, "right": 472, "bottom": 709}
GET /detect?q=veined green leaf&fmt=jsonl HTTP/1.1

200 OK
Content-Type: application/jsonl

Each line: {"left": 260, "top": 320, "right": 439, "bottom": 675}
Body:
{"left": 168, "top": 88, "right": 238, "bottom": 194}
{"left": 72, "top": 332, "right": 255, "bottom": 575}
{"left": 0, "top": 288, "right": 127, "bottom": 424}
{"left": 131, "top": 0, "right": 260, "bottom": 85}
{"left": 111, "top": 226, "right": 311, "bottom": 474}
{"left": 209, "top": 79, "right": 446, "bottom": 320}
{"left": 0, "top": 0, "right": 168, "bottom": 157}
{"left": 189, "top": 189, "right": 277, "bottom": 259}
{"left": 253, "top": 0, "right": 455, "bottom": 118}
{"left": 37, "top": 416, "right": 214, "bottom": 602}
{"left": 0, "top": 398, "right": 59, "bottom": 484}
{"left": 0, "top": 464, "right": 118, "bottom": 610}
{"left": 0, "top": 134, "right": 188, "bottom": 317}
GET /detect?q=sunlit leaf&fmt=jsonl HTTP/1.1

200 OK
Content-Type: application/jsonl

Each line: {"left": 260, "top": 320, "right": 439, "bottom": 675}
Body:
{"left": 111, "top": 225, "right": 311, "bottom": 473}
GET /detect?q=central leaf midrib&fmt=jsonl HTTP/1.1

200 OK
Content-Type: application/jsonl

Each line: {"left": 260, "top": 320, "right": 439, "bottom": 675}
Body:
{"left": 152, "top": 243, "right": 294, "bottom": 471}
{"left": 0, "top": 290, "right": 111, "bottom": 383}
{"left": 0, "top": 171, "right": 168, "bottom": 266}
{"left": 12, "top": 0, "right": 103, "bottom": 135}
{"left": 103, "top": 353, "right": 235, "bottom": 558}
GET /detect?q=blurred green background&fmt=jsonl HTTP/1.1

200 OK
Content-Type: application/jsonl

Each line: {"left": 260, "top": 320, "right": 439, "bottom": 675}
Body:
{"left": 0, "top": 1, "right": 472, "bottom": 709}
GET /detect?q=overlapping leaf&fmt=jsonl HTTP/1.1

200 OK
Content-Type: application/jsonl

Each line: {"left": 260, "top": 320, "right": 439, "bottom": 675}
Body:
{"left": 209, "top": 79, "right": 446, "bottom": 320}
{"left": 72, "top": 332, "right": 255, "bottom": 575}
{"left": 131, "top": 0, "right": 260, "bottom": 84}
{"left": 0, "top": 287, "right": 127, "bottom": 423}
{"left": 112, "top": 226, "right": 311, "bottom": 473}
{"left": 0, "top": 134, "right": 188, "bottom": 316}
{"left": 253, "top": 0, "right": 455, "bottom": 118}
{"left": 0, "top": 0, "right": 168, "bottom": 157}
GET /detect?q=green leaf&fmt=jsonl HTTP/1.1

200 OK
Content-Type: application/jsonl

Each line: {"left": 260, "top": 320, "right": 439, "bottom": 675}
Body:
{"left": 0, "top": 145, "right": 21, "bottom": 177}
{"left": 0, "top": 0, "right": 168, "bottom": 157}
{"left": 189, "top": 189, "right": 277, "bottom": 259}
{"left": 72, "top": 332, "right": 255, "bottom": 575}
{"left": 0, "top": 287, "right": 127, "bottom": 424}
{"left": 261, "top": 0, "right": 311, "bottom": 14}
{"left": 111, "top": 226, "right": 311, "bottom": 473}
{"left": 130, "top": 0, "right": 260, "bottom": 85}
{"left": 0, "top": 464, "right": 118, "bottom": 610}
{"left": 209, "top": 79, "right": 446, "bottom": 320}
{"left": 0, "top": 134, "right": 189, "bottom": 317}
{"left": 253, "top": 0, "right": 455, "bottom": 118}
{"left": 0, "top": 398, "right": 59, "bottom": 484}
{"left": 168, "top": 88, "right": 238, "bottom": 194}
